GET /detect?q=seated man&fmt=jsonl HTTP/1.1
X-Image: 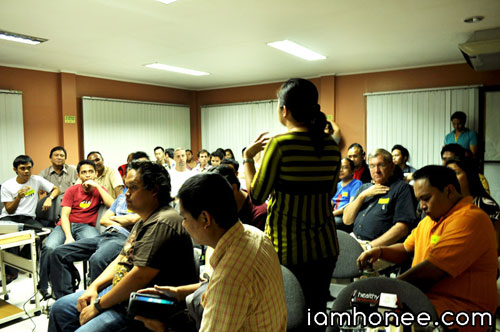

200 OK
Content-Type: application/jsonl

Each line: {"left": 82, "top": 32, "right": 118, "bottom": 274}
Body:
{"left": 192, "top": 149, "right": 210, "bottom": 173}
{"left": 86, "top": 151, "right": 124, "bottom": 199}
{"left": 347, "top": 143, "right": 372, "bottom": 183}
{"left": 136, "top": 173, "right": 287, "bottom": 332}
{"left": 39, "top": 146, "right": 78, "bottom": 194}
{"left": 332, "top": 158, "right": 362, "bottom": 233}
{"left": 0, "top": 155, "right": 60, "bottom": 283}
{"left": 343, "top": 149, "right": 418, "bottom": 249}
{"left": 209, "top": 150, "right": 223, "bottom": 167}
{"left": 186, "top": 149, "right": 197, "bottom": 170}
{"left": 168, "top": 148, "right": 194, "bottom": 198}
{"left": 48, "top": 161, "right": 198, "bottom": 332}
{"left": 358, "top": 166, "right": 498, "bottom": 330}
{"left": 49, "top": 152, "right": 149, "bottom": 299}
{"left": 39, "top": 160, "right": 114, "bottom": 298}
{"left": 391, "top": 144, "right": 416, "bottom": 183}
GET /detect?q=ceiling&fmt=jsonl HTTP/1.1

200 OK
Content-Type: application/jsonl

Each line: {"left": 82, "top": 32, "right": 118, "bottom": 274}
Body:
{"left": 1, "top": 0, "right": 499, "bottom": 90}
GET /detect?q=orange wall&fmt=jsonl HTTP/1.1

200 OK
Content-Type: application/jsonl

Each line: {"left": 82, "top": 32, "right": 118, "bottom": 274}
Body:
{"left": 335, "top": 64, "right": 500, "bottom": 155}
{"left": 2, "top": 64, "right": 500, "bottom": 173}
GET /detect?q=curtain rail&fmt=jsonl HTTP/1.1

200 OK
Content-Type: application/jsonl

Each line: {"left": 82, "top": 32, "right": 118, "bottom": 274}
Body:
{"left": 82, "top": 96, "right": 188, "bottom": 108}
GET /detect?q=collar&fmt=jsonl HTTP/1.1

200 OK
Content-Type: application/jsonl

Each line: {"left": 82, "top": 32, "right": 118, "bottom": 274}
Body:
{"left": 49, "top": 164, "right": 68, "bottom": 175}
{"left": 435, "top": 196, "right": 473, "bottom": 225}
{"left": 210, "top": 221, "right": 244, "bottom": 269}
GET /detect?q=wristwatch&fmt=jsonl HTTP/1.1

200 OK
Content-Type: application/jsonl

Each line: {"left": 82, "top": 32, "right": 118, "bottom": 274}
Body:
{"left": 93, "top": 297, "right": 105, "bottom": 314}
{"left": 242, "top": 158, "right": 255, "bottom": 164}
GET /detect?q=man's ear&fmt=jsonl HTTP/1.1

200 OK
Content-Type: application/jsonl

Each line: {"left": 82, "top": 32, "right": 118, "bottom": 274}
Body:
{"left": 200, "top": 210, "right": 213, "bottom": 229}
{"left": 446, "top": 183, "right": 455, "bottom": 197}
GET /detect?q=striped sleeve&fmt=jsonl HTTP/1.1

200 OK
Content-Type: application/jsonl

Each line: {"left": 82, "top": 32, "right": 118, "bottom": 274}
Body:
{"left": 250, "top": 137, "right": 282, "bottom": 204}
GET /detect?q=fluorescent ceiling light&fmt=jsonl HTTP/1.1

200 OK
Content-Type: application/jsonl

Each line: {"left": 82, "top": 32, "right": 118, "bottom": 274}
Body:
{"left": 145, "top": 63, "right": 209, "bottom": 76}
{"left": 267, "top": 40, "right": 326, "bottom": 61}
{"left": 0, "top": 30, "right": 47, "bottom": 45}
{"left": 157, "top": 0, "right": 178, "bottom": 4}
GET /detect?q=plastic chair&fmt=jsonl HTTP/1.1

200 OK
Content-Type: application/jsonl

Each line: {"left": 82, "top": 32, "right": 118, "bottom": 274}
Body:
{"left": 326, "top": 277, "right": 438, "bottom": 332}
{"left": 281, "top": 265, "right": 306, "bottom": 331}
{"left": 332, "top": 231, "right": 364, "bottom": 279}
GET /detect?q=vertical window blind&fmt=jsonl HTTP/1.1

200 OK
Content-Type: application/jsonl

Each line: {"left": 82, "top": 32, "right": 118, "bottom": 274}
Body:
{"left": 365, "top": 86, "right": 479, "bottom": 169}
{"left": 201, "top": 100, "right": 284, "bottom": 163}
{"left": 82, "top": 97, "right": 190, "bottom": 168}
{"left": 0, "top": 90, "right": 24, "bottom": 183}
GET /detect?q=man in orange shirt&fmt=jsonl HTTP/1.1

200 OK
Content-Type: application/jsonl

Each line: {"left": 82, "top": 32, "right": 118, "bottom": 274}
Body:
{"left": 358, "top": 165, "right": 497, "bottom": 331}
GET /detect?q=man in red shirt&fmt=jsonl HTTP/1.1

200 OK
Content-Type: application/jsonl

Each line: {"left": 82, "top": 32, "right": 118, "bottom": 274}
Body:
{"left": 39, "top": 159, "right": 114, "bottom": 299}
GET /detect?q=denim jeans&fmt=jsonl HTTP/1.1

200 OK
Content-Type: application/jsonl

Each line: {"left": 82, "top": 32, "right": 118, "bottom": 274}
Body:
{"left": 50, "top": 228, "right": 128, "bottom": 298}
{"left": 39, "top": 223, "right": 100, "bottom": 291}
{"left": 48, "top": 285, "right": 129, "bottom": 332}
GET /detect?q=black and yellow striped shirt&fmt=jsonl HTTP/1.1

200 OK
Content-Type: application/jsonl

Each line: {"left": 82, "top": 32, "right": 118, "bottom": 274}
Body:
{"left": 250, "top": 131, "right": 341, "bottom": 266}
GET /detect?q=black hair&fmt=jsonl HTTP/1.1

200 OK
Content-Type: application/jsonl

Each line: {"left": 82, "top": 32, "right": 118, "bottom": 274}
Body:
{"left": 178, "top": 173, "right": 238, "bottom": 230}
{"left": 86, "top": 151, "right": 102, "bottom": 159}
{"left": 165, "top": 148, "right": 174, "bottom": 159}
{"left": 211, "top": 151, "right": 224, "bottom": 160}
{"left": 391, "top": 144, "right": 409, "bottom": 161}
{"left": 278, "top": 78, "right": 327, "bottom": 154}
{"left": 348, "top": 143, "right": 365, "bottom": 153}
{"left": 186, "top": 149, "right": 193, "bottom": 154}
{"left": 445, "top": 157, "right": 489, "bottom": 198}
{"left": 77, "top": 160, "right": 97, "bottom": 173}
{"left": 224, "top": 148, "right": 235, "bottom": 159}
{"left": 451, "top": 111, "right": 466, "bottom": 123}
{"left": 413, "top": 165, "right": 461, "bottom": 193}
{"left": 49, "top": 146, "right": 67, "bottom": 158}
{"left": 131, "top": 151, "right": 149, "bottom": 160}
{"left": 13, "top": 155, "right": 34, "bottom": 168}
{"left": 441, "top": 144, "right": 466, "bottom": 159}
{"left": 215, "top": 148, "right": 225, "bottom": 156}
{"left": 221, "top": 158, "right": 239, "bottom": 173}
{"left": 341, "top": 157, "right": 355, "bottom": 171}
{"left": 154, "top": 146, "right": 164, "bottom": 153}
{"left": 198, "top": 149, "right": 209, "bottom": 157}
{"left": 128, "top": 160, "right": 173, "bottom": 206}
{"left": 210, "top": 164, "right": 240, "bottom": 190}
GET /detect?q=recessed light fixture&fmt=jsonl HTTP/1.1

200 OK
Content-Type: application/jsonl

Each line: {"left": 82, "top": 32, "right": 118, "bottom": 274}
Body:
{"left": 464, "top": 16, "right": 484, "bottom": 23}
{"left": 267, "top": 40, "right": 326, "bottom": 61}
{"left": 157, "top": 0, "right": 178, "bottom": 4}
{"left": 145, "top": 63, "right": 209, "bottom": 76}
{"left": 0, "top": 30, "right": 48, "bottom": 45}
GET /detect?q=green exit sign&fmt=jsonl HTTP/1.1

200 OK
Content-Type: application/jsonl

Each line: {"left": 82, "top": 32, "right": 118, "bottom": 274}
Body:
{"left": 64, "top": 115, "right": 76, "bottom": 124}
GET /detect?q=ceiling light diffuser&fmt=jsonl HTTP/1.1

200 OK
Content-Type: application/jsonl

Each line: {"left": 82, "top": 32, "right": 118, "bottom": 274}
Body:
{"left": 157, "top": 0, "right": 178, "bottom": 4}
{"left": 145, "top": 63, "right": 209, "bottom": 76}
{"left": 267, "top": 40, "right": 326, "bottom": 61}
{"left": 0, "top": 30, "right": 47, "bottom": 45}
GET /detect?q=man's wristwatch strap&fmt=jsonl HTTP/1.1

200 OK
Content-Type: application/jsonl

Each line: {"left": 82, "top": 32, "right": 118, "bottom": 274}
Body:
{"left": 94, "top": 297, "right": 105, "bottom": 313}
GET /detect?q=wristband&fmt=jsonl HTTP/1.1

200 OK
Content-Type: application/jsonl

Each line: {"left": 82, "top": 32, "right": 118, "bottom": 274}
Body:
{"left": 242, "top": 158, "right": 255, "bottom": 164}
{"left": 93, "top": 297, "right": 105, "bottom": 314}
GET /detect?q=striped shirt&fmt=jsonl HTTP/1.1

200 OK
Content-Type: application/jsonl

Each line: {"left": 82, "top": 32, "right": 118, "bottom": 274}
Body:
{"left": 250, "top": 131, "right": 341, "bottom": 265}
{"left": 200, "top": 222, "right": 287, "bottom": 332}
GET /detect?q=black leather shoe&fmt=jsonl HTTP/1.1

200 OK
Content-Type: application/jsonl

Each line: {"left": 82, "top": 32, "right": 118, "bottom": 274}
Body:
{"left": 39, "top": 289, "right": 52, "bottom": 300}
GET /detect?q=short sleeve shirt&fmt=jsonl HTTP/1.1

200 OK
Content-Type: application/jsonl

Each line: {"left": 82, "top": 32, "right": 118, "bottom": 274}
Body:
{"left": 353, "top": 179, "right": 417, "bottom": 241}
{"left": 1, "top": 175, "right": 54, "bottom": 218}
{"left": 96, "top": 166, "right": 124, "bottom": 199}
{"left": 443, "top": 128, "right": 478, "bottom": 150}
{"left": 39, "top": 164, "right": 78, "bottom": 193}
{"left": 332, "top": 179, "right": 363, "bottom": 210}
{"left": 60, "top": 184, "right": 104, "bottom": 226}
{"left": 113, "top": 206, "right": 198, "bottom": 288}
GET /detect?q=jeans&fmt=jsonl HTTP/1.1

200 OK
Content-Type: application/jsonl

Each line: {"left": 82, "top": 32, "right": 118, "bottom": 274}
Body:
{"left": 48, "top": 285, "right": 129, "bottom": 332}
{"left": 50, "top": 228, "right": 128, "bottom": 298}
{"left": 39, "top": 223, "right": 100, "bottom": 291}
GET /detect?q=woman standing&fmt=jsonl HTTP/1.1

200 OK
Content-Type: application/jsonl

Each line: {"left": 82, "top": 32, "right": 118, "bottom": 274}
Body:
{"left": 244, "top": 78, "right": 341, "bottom": 325}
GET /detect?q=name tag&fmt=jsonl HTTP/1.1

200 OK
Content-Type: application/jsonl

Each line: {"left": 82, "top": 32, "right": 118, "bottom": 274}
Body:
{"left": 378, "top": 198, "right": 390, "bottom": 204}
{"left": 25, "top": 189, "right": 35, "bottom": 197}
{"left": 342, "top": 192, "right": 349, "bottom": 197}
{"left": 127, "top": 209, "right": 133, "bottom": 213}
{"left": 431, "top": 235, "right": 440, "bottom": 244}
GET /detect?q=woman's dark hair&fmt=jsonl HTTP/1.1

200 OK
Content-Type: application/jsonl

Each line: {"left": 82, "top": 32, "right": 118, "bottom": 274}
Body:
{"left": 128, "top": 160, "right": 173, "bottom": 206}
{"left": 445, "top": 157, "right": 489, "bottom": 198}
{"left": 278, "top": 78, "right": 327, "bottom": 153}
{"left": 224, "top": 148, "right": 235, "bottom": 159}
{"left": 341, "top": 158, "right": 355, "bottom": 171}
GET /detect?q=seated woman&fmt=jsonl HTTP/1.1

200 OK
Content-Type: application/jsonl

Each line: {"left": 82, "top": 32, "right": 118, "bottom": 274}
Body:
{"left": 446, "top": 157, "right": 500, "bottom": 255}
{"left": 332, "top": 158, "right": 362, "bottom": 232}
{"left": 391, "top": 144, "right": 416, "bottom": 183}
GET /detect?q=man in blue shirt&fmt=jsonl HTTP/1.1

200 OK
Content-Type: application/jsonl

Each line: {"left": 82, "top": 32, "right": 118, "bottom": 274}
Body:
{"left": 443, "top": 111, "right": 478, "bottom": 157}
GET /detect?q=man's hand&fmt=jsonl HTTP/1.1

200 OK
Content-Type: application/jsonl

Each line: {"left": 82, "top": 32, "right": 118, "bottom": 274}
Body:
{"left": 82, "top": 180, "right": 99, "bottom": 191}
{"left": 357, "top": 247, "right": 383, "bottom": 271}
{"left": 360, "top": 184, "right": 389, "bottom": 199}
{"left": 109, "top": 214, "right": 140, "bottom": 227}
{"left": 79, "top": 303, "right": 99, "bottom": 326}
{"left": 42, "top": 197, "right": 53, "bottom": 211}
{"left": 138, "top": 285, "right": 182, "bottom": 301}
{"left": 244, "top": 132, "right": 270, "bottom": 159}
{"left": 135, "top": 316, "right": 166, "bottom": 332}
{"left": 17, "top": 186, "right": 31, "bottom": 199}
{"left": 76, "top": 287, "right": 99, "bottom": 312}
